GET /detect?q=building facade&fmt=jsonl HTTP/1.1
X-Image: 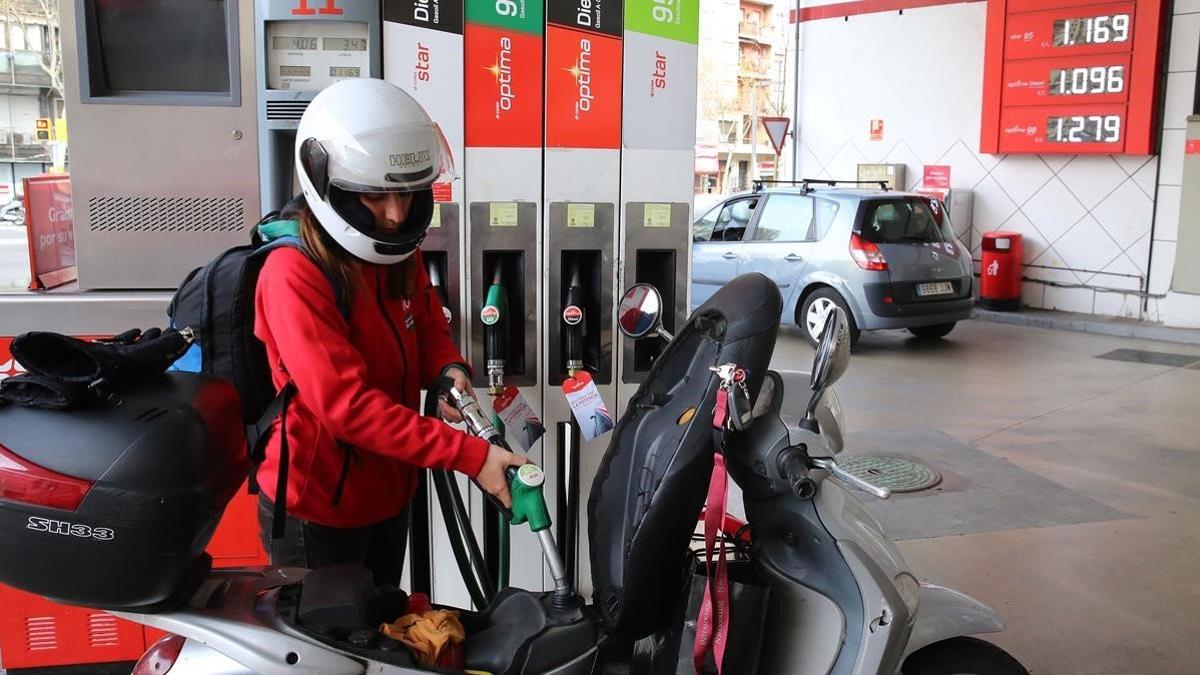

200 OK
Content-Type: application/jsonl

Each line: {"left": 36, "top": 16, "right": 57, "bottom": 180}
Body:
{"left": 696, "top": 0, "right": 790, "bottom": 194}
{"left": 1, "top": 0, "right": 60, "bottom": 202}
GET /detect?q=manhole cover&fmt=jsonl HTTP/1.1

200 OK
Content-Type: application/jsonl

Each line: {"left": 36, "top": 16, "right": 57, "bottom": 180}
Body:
{"left": 838, "top": 455, "right": 942, "bottom": 493}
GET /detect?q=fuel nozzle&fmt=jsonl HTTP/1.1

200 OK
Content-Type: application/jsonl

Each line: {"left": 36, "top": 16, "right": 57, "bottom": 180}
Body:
{"left": 445, "top": 386, "right": 504, "bottom": 445}
{"left": 562, "top": 265, "right": 585, "bottom": 378}
{"left": 445, "top": 385, "right": 576, "bottom": 608}
{"left": 506, "top": 464, "right": 576, "bottom": 609}
{"left": 481, "top": 266, "right": 508, "bottom": 395}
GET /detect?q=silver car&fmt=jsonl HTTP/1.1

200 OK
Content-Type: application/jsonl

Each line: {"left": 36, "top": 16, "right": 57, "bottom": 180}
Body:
{"left": 692, "top": 183, "right": 973, "bottom": 347}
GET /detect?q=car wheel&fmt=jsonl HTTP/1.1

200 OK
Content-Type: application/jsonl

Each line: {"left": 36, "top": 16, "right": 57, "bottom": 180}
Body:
{"left": 902, "top": 637, "right": 1028, "bottom": 675}
{"left": 799, "top": 288, "right": 859, "bottom": 348}
{"left": 907, "top": 322, "right": 956, "bottom": 340}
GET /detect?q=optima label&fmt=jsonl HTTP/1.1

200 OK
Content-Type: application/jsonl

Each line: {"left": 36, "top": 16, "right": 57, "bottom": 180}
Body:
{"left": 546, "top": 25, "right": 621, "bottom": 148}
{"left": 465, "top": 25, "right": 543, "bottom": 147}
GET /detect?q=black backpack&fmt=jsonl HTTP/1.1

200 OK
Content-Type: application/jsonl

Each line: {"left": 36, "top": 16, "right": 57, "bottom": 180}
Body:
{"left": 168, "top": 210, "right": 346, "bottom": 537}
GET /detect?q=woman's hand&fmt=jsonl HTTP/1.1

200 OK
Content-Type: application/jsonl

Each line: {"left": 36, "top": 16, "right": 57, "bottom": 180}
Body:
{"left": 438, "top": 366, "right": 475, "bottom": 423}
{"left": 475, "top": 444, "right": 528, "bottom": 509}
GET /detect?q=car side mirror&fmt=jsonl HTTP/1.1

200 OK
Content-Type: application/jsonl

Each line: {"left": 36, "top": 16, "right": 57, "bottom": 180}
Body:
{"left": 617, "top": 284, "right": 674, "bottom": 342}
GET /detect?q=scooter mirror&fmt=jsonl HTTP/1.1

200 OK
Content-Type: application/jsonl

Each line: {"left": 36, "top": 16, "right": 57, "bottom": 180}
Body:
{"left": 810, "top": 307, "right": 850, "bottom": 392}
{"left": 617, "top": 284, "right": 665, "bottom": 339}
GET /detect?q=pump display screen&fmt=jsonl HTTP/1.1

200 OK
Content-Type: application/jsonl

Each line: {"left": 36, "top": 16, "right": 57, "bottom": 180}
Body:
{"left": 266, "top": 21, "right": 370, "bottom": 91}
{"left": 273, "top": 36, "right": 319, "bottom": 50}
{"left": 324, "top": 38, "right": 367, "bottom": 51}
{"left": 980, "top": 0, "right": 1165, "bottom": 155}
{"left": 88, "top": 0, "right": 231, "bottom": 93}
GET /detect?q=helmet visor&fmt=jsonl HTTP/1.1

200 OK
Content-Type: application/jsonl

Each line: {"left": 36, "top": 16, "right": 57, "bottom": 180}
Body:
{"left": 321, "top": 121, "right": 456, "bottom": 194}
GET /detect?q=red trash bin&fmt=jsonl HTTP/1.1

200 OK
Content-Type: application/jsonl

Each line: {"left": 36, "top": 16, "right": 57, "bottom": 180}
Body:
{"left": 980, "top": 232, "right": 1023, "bottom": 310}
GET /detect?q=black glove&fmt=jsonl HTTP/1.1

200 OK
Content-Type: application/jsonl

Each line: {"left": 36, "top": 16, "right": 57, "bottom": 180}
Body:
{"left": 0, "top": 373, "right": 90, "bottom": 410}
{"left": 10, "top": 327, "right": 194, "bottom": 389}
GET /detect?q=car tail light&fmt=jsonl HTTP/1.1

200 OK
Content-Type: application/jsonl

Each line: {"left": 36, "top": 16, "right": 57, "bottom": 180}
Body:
{"left": 0, "top": 442, "right": 92, "bottom": 510}
{"left": 132, "top": 634, "right": 186, "bottom": 675}
{"left": 849, "top": 233, "right": 888, "bottom": 271}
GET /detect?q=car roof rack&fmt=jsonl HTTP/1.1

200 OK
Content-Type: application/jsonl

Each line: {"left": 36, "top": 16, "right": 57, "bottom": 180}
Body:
{"left": 752, "top": 178, "right": 890, "bottom": 193}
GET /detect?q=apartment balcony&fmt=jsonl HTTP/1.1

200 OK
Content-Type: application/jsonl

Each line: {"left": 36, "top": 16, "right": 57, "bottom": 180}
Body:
{"left": 0, "top": 50, "right": 53, "bottom": 89}
{"left": 0, "top": 127, "right": 52, "bottom": 162}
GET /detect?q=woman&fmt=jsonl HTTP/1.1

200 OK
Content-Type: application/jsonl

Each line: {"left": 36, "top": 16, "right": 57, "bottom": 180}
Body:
{"left": 253, "top": 79, "right": 525, "bottom": 585}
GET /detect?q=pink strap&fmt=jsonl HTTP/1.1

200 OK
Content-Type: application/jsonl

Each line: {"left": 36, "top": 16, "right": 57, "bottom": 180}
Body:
{"left": 693, "top": 453, "right": 731, "bottom": 674}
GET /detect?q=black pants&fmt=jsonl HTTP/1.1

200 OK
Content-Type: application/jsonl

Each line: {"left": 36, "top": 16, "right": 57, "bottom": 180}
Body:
{"left": 257, "top": 495, "right": 409, "bottom": 587}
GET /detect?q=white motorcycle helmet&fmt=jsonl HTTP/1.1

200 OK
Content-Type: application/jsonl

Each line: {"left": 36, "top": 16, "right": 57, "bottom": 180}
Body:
{"left": 295, "top": 78, "right": 453, "bottom": 265}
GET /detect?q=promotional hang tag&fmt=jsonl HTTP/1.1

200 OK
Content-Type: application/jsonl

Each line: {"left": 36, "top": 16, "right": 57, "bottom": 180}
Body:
{"left": 561, "top": 371, "right": 614, "bottom": 441}
{"left": 493, "top": 386, "right": 545, "bottom": 452}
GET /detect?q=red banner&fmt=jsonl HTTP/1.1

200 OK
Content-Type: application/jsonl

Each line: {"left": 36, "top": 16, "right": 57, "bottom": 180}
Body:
{"left": 22, "top": 175, "right": 76, "bottom": 290}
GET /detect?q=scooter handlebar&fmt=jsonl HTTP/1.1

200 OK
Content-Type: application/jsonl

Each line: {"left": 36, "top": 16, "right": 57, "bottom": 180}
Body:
{"left": 780, "top": 452, "right": 817, "bottom": 500}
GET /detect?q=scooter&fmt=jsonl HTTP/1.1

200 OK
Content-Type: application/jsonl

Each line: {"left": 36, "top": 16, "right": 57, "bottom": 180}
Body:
{"left": 109, "top": 274, "right": 1026, "bottom": 674}
{"left": 0, "top": 197, "right": 24, "bottom": 226}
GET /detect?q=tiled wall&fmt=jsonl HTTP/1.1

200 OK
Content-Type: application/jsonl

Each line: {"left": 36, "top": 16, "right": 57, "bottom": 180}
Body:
{"left": 794, "top": 2, "right": 1196, "bottom": 324}
{"left": 1145, "top": 0, "right": 1200, "bottom": 328}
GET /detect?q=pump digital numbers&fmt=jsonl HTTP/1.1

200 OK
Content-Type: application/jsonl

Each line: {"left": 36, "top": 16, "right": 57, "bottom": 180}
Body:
{"left": 329, "top": 66, "right": 361, "bottom": 78}
{"left": 1046, "top": 115, "right": 1122, "bottom": 144}
{"left": 1053, "top": 14, "right": 1131, "bottom": 47}
{"left": 279, "top": 65, "right": 312, "bottom": 78}
{"left": 323, "top": 38, "right": 367, "bottom": 52}
{"left": 652, "top": 0, "right": 675, "bottom": 23}
{"left": 1050, "top": 65, "right": 1125, "bottom": 96}
{"left": 273, "top": 36, "right": 318, "bottom": 51}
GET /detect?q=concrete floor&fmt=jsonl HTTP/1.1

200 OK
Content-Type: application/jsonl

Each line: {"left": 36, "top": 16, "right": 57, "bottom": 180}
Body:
{"left": 770, "top": 319, "right": 1200, "bottom": 675}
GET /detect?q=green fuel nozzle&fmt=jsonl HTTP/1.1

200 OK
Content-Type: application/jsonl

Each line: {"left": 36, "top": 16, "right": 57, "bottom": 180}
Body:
{"left": 506, "top": 464, "right": 575, "bottom": 608}
{"left": 506, "top": 464, "right": 551, "bottom": 532}
{"left": 482, "top": 266, "right": 508, "bottom": 396}
{"left": 444, "top": 385, "right": 576, "bottom": 606}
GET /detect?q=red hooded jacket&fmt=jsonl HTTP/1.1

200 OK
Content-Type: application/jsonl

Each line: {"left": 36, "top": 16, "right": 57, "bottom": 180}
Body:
{"left": 253, "top": 246, "right": 489, "bottom": 528}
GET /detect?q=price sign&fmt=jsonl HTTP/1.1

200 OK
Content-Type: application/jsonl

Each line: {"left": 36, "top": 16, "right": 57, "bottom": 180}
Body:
{"left": 981, "top": 0, "right": 1166, "bottom": 155}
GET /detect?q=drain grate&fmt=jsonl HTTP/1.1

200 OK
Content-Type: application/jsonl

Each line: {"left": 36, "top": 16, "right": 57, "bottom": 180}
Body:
{"left": 838, "top": 455, "right": 942, "bottom": 493}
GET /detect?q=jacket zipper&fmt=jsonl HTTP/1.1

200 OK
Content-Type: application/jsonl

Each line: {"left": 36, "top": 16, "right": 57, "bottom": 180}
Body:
{"left": 332, "top": 272, "right": 412, "bottom": 508}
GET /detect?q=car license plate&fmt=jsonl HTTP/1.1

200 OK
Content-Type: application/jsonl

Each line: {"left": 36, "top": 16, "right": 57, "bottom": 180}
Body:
{"left": 916, "top": 282, "right": 954, "bottom": 297}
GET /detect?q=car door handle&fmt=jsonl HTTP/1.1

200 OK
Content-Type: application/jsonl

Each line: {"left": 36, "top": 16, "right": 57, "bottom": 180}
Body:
{"left": 723, "top": 252, "right": 739, "bottom": 260}
{"left": 785, "top": 253, "right": 804, "bottom": 262}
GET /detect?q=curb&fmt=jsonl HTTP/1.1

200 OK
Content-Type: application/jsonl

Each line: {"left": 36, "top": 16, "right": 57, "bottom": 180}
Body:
{"left": 971, "top": 308, "right": 1200, "bottom": 347}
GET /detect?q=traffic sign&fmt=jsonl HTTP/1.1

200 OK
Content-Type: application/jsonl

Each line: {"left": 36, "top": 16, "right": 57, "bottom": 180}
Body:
{"left": 761, "top": 116, "right": 790, "bottom": 156}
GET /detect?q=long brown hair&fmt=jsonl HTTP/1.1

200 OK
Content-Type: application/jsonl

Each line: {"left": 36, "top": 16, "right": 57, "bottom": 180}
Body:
{"left": 297, "top": 203, "right": 418, "bottom": 309}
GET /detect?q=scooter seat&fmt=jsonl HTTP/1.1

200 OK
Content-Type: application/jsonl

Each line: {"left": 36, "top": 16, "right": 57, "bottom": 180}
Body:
{"left": 588, "top": 272, "right": 782, "bottom": 639}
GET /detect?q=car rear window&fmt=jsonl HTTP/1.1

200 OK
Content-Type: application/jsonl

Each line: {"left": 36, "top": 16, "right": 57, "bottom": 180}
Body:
{"left": 859, "top": 198, "right": 954, "bottom": 244}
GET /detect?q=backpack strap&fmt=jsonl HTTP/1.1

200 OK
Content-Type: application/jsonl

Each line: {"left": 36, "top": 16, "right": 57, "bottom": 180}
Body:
{"left": 258, "top": 236, "right": 351, "bottom": 321}
{"left": 272, "top": 381, "right": 295, "bottom": 540}
{"left": 249, "top": 381, "right": 296, "bottom": 463}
